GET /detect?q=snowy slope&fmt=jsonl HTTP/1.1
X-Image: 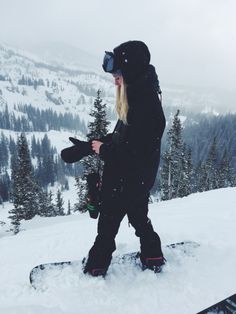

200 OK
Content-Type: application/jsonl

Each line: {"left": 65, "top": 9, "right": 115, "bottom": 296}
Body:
{"left": 0, "top": 188, "right": 235, "bottom": 314}
{"left": 0, "top": 43, "right": 115, "bottom": 120}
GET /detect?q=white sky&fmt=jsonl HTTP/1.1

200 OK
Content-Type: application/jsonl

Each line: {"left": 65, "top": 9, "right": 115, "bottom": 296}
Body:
{"left": 0, "top": 0, "right": 236, "bottom": 90}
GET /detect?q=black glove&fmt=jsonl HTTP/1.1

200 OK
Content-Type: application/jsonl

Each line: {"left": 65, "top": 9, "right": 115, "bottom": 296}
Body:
{"left": 61, "top": 137, "right": 93, "bottom": 163}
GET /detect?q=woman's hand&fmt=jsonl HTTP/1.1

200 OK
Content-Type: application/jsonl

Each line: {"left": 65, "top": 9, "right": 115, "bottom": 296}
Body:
{"left": 91, "top": 140, "right": 103, "bottom": 154}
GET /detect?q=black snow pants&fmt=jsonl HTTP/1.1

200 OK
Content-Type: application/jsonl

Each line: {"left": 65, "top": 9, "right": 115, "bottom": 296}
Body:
{"left": 84, "top": 193, "right": 163, "bottom": 272}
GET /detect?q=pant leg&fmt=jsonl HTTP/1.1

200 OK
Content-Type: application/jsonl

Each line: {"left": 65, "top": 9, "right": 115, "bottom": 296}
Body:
{"left": 84, "top": 206, "right": 126, "bottom": 272}
{"left": 127, "top": 193, "right": 163, "bottom": 258}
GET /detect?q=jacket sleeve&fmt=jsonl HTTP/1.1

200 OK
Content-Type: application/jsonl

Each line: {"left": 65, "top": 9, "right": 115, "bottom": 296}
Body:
{"left": 98, "top": 121, "right": 120, "bottom": 143}
{"left": 98, "top": 133, "right": 113, "bottom": 144}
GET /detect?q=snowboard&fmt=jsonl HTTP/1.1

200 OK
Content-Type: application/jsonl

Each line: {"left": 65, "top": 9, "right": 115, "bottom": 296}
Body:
{"left": 197, "top": 293, "right": 236, "bottom": 314}
{"left": 29, "top": 241, "right": 199, "bottom": 289}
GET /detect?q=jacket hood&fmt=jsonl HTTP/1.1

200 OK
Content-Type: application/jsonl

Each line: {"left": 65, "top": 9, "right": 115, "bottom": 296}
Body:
{"left": 127, "top": 64, "right": 161, "bottom": 96}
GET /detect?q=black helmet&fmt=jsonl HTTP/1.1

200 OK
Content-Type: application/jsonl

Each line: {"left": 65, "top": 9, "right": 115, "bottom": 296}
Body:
{"left": 102, "top": 40, "right": 151, "bottom": 84}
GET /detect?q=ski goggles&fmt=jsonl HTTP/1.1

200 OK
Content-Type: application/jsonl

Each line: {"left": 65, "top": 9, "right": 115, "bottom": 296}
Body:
{"left": 102, "top": 51, "right": 116, "bottom": 73}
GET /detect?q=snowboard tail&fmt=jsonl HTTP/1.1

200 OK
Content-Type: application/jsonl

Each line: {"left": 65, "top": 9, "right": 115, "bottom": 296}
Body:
{"left": 197, "top": 293, "right": 236, "bottom": 314}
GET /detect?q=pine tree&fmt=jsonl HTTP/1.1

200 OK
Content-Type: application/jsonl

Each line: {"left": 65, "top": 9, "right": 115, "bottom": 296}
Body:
{"left": 160, "top": 110, "right": 184, "bottom": 200}
{"left": 218, "top": 149, "right": 234, "bottom": 188}
{"left": 74, "top": 176, "right": 88, "bottom": 212}
{"left": 9, "top": 133, "right": 44, "bottom": 233}
{"left": 9, "top": 136, "right": 17, "bottom": 156}
{"left": 178, "top": 144, "right": 193, "bottom": 197}
{"left": 204, "top": 137, "right": 218, "bottom": 190}
{"left": 67, "top": 200, "right": 71, "bottom": 215}
{"left": 3, "top": 105, "right": 10, "bottom": 129}
{"left": 37, "top": 190, "right": 56, "bottom": 217}
{"left": 55, "top": 189, "right": 65, "bottom": 216}
{"left": 9, "top": 208, "right": 21, "bottom": 234}
{"left": 87, "top": 89, "right": 110, "bottom": 140}
{"left": 44, "top": 191, "right": 57, "bottom": 217}
{"left": 41, "top": 135, "right": 55, "bottom": 187}
{"left": 160, "top": 150, "right": 171, "bottom": 201}
{"left": 195, "top": 162, "right": 208, "bottom": 192}
{"left": 83, "top": 89, "right": 110, "bottom": 174}
{"left": 186, "top": 147, "right": 193, "bottom": 194}
{"left": 31, "top": 135, "right": 37, "bottom": 158}
{"left": 0, "top": 132, "right": 9, "bottom": 169}
{"left": 75, "top": 90, "right": 110, "bottom": 212}
{"left": 0, "top": 171, "right": 10, "bottom": 202}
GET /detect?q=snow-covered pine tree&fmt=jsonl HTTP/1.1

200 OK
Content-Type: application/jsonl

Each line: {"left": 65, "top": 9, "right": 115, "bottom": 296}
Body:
{"left": 0, "top": 171, "right": 10, "bottom": 202}
{"left": 204, "top": 137, "right": 218, "bottom": 190}
{"left": 38, "top": 190, "right": 56, "bottom": 217}
{"left": 195, "top": 162, "right": 208, "bottom": 192}
{"left": 160, "top": 110, "right": 184, "bottom": 200}
{"left": 74, "top": 176, "right": 87, "bottom": 212}
{"left": 218, "top": 149, "right": 234, "bottom": 188}
{"left": 31, "top": 135, "right": 37, "bottom": 159}
{"left": 0, "top": 132, "right": 9, "bottom": 169}
{"left": 67, "top": 200, "right": 71, "bottom": 215}
{"left": 75, "top": 90, "right": 110, "bottom": 212}
{"left": 9, "top": 133, "right": 41, "bottom": 233}
{"left": 8, "top": 208, "right": 20, "bottom": 234}
{"left": 55, "top": 189, "right": 65, "bottom": 216}
{"left": 41, "top": 135, "right": 56, "bottom": 186}
{"left": 186, "top": 146, "right": 194, "bottom": 194}
{"left": 178, "top": 144, "right": 193, "bottom": 197}
{"left": 160, "top": 150, "right": 171, "bottom": 201}
{"left": 84, "top": 89, "right": 110, "bottom": 174}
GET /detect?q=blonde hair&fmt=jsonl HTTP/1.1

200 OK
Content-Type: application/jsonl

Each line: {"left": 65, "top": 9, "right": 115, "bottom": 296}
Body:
{"left": 115, "top": 81, "right": 129, "bottom": 124}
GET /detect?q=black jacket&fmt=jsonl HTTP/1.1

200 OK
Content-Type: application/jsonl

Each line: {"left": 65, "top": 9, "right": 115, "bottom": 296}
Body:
{"left": 99, "top": 65, "right": 165, "bottom": 207}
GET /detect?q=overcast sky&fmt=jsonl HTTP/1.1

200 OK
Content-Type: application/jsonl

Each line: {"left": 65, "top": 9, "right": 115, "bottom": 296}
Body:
{"left": 1, "top": 0, "right": 236, "bottom": 90}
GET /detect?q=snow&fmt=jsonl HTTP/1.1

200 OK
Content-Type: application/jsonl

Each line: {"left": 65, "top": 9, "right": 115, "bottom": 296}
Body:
{"left": 0, "top": 187, "right": 236, "bottom": 314}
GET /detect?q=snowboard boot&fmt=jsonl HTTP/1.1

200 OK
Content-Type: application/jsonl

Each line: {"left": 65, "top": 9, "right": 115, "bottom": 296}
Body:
{"left": 83, "top": 262, "right": 108, "bottom": 277}
{"left": 82, "top": 250, "right": 112, "bottom": 277}
{"left": 140, "top": 254, "right": 166, "bottom": 273}
{"left": 140, "top": 233, "right": 166, "bottom": 272}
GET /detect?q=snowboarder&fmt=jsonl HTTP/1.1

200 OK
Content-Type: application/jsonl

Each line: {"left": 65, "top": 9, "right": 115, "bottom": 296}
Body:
{"left": 83, "top": 40, "right": 166, "bottom": 276}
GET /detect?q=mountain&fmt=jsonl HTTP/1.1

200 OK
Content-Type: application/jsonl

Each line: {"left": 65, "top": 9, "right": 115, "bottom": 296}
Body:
{"left": 0, "top": 187, "right": 235, "bottom": 314}
{"left": 0, "top": 42, "right": 115, "bottom": 123}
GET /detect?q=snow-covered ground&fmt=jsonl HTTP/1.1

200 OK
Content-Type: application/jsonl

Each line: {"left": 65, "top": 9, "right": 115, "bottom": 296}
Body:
{"left": 0, "top": 187, "right": 235, "bottom": 314}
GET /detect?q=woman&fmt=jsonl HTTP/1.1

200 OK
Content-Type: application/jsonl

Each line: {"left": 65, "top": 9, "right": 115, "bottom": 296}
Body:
{"left": 83, "top": 40, "right": 166, "bottom": 276}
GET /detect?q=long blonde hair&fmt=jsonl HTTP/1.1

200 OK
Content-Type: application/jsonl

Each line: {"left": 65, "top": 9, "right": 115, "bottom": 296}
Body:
{"left": 115, "top": 81, "right": 129, "bottom": 125}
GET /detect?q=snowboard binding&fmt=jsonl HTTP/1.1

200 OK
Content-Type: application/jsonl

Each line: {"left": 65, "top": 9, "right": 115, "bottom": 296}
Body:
{"left": 141, "top": 256, "right": 166, "bottom": 273}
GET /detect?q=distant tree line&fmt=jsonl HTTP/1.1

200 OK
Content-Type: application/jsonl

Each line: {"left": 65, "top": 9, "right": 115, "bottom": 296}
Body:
{"left": 18, "top": 75, "right": 45, "bottom": 90}
{"left": 183, "top": 113, "right": 236, "bottom": 169}
{"left": 70, "top": 80, "right": 98, "bottom": 97}
{"left": 159, "top": 110, "right": 236, "bottom": 201}
{"left": 0, "top": 104, "right": 87, "bottom": 133}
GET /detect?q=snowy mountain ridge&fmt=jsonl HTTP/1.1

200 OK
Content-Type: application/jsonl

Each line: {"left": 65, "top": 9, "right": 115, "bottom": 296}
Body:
{"left": 0, "top": 187, "right": 235, "bottom": 314}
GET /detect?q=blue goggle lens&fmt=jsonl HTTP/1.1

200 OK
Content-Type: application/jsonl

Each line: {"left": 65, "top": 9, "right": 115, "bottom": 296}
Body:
{"left": 103, "top": 52, "right": 114, "bottom": 73}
